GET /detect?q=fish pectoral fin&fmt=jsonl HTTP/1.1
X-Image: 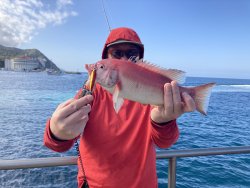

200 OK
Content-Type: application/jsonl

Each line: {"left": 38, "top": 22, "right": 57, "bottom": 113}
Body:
{"left": 113, "top": 85, "right": 124, "bottom": 113}
{"left": 114, "top": 97, "right": 124, "bottom": 113}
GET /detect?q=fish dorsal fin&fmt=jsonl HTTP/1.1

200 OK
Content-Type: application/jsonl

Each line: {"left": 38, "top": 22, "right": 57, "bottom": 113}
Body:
{"left": 136, "top": 60, "right": 186, "bottom": 84}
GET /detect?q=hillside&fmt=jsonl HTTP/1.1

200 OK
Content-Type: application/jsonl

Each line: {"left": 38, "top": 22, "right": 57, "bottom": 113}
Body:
{"left": 0, "top": 45, "right": 60, "bottom": 70}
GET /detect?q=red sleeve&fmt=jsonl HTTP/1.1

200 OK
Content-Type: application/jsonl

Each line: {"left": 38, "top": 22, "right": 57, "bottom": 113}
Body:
{"left": 43, "top": 119, "right": 75, "bottom": 152}
{"left": 150, "top": 120, "right": 179, "bottom": 149}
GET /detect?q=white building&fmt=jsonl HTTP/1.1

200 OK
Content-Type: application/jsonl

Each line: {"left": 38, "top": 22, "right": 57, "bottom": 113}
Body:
{"left": 4, "top": 56, "right": 42, "bottom": 71}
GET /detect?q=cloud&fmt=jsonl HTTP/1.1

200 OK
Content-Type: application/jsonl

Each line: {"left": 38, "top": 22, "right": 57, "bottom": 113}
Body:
{"left": 0, "top": 0, "right": 77, "bottom": 47}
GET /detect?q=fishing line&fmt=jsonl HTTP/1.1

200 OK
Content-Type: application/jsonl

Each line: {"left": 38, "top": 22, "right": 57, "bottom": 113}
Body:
{"left": 101, "top": 0, "right": 112, "bottom": 32}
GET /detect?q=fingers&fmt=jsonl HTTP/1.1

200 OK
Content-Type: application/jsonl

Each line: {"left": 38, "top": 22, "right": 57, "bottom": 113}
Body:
{"left": 57, "top": 98, "right": 75, "bottom": 109}
{"left": 164, "top": 81, "right": 182, "bottom": 114}
{"left": 64, "top": 103, "right": 92, "bottom": 137}
{"left": 171, "top": 81, "right": 182, "bottom": 114}
{"left": 152, "top": 81, "right": 196, "bottom": 123}
{"left": 164, "top": 81, "right": 194, "bottom": 115}
{"left": 163, "top": 83, "right": 174, "bottom": 113}
{"left": 50, "top": 96, "right": 93, "bottom": 140}
{"left": 59, "top": 95, "right": 93, "bottom": 118}
{"left": 182, "top": 92, "right": 196, "bottom": 112}
{"left": 65, "top": 104, "right": 92, "bottom": 124}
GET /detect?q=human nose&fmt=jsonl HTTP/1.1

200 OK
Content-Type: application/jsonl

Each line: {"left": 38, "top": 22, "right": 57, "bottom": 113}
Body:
{"left": 120, "top": 56, "right": 129, "bottom": 60}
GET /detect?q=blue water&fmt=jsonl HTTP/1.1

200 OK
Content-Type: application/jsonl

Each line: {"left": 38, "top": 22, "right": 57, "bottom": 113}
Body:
{"left": 0, "top": 71, "right": 249, "bottom": 188}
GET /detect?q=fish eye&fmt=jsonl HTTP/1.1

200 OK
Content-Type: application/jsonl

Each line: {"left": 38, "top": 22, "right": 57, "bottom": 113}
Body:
{"left": 100, "top": 65, "right": 104, "bottom": 69}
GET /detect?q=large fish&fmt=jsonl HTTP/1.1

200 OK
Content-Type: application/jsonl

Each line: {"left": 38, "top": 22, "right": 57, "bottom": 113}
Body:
{"left": 85, "top": 59, "right": 215, "bottom": 115}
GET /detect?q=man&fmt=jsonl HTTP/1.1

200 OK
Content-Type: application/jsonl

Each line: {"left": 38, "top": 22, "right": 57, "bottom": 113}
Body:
{"left": 44, "top": 27, "right": 195, "bottom": 187}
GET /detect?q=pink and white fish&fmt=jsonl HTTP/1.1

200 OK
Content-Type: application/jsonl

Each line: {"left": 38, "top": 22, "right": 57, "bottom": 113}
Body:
{"left": 85, "top": 59, "right": 215, "bottom": 114}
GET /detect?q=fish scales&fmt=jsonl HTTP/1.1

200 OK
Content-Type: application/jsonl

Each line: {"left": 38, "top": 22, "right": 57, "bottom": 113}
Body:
{"left": 117, "top": 61, "right": 169, "bottom": 105}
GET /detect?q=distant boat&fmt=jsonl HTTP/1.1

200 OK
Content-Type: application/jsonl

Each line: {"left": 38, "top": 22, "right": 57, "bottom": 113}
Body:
{"left": 64, "top": 70, "right": 82, "bottom": 75}
{"left": 46, "top": 70, "right": 62, "bottom": 75}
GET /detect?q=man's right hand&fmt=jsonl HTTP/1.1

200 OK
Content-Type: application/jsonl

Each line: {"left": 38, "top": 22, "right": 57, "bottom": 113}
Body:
{"left": 50, "top": 95, "right": 93, "bottom": 140}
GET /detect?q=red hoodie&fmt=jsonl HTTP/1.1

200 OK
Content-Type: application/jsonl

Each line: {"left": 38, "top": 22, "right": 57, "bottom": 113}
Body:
{"left": 44, "top": 27, "right": 179, "bottom": 188}
{"left": 101, "top": 27, "right": 144, "bottom": 59}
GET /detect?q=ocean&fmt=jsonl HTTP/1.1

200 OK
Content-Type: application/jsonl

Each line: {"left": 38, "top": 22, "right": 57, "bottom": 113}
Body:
{"left": 0, "top": 71, "right": 249, "bottom": 188}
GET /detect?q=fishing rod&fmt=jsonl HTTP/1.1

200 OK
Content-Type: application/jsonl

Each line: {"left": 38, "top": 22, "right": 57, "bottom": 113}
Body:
{"left": 74, "top": 2, "right": 110, "bottom": 186}
{"left": 101, "top": 0, "right": 112, "bottom": 32}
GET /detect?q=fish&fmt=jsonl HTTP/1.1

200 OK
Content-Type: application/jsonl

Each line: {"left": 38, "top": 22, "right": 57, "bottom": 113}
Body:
{"left": 85, "top": 59, "right": 215, "bottom": 115}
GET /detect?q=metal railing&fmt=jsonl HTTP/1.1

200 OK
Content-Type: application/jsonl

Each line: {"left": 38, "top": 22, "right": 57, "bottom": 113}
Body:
{"left": 1, "top": 146, "right": 250, "bottom": 188}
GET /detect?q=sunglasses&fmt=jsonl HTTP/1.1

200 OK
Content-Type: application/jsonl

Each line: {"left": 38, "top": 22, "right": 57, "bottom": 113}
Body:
{"left": 109, "top": 49, "right": 140, "bottom": 59}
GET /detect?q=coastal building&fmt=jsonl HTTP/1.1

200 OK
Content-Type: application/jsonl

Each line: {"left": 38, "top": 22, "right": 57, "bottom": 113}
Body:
{"left": 0, "top": 60, "right": 4, "bottom": 68}
{"left": 4, "top": 56, "right": 43, "bottom": 71}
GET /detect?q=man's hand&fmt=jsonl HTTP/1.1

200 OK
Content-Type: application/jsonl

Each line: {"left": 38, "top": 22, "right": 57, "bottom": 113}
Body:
{"left": 50, "top": 95, "right": 93, "bottom": 140}
{"left": 151, "top": 81, "right": 195, "bottom": 124}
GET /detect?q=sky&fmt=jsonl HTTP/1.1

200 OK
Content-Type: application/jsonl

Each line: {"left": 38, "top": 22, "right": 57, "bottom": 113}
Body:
{"left": 0, "top": 0, "right": 249, "bottom": 79}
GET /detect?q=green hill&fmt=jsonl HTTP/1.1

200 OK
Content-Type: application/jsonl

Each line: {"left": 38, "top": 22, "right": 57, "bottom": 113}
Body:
{"left": 0, "top": 44, "right": 60, "bottom": 70}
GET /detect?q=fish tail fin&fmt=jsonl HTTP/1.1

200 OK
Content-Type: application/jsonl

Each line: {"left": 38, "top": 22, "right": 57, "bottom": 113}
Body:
{"left": 192, "top": 82, "right": 216, "bottom": 115}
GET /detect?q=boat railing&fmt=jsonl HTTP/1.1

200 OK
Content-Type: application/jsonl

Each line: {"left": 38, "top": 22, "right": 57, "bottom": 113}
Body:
{"left": 1, "top": 146, "right": 250, "bottom": 188}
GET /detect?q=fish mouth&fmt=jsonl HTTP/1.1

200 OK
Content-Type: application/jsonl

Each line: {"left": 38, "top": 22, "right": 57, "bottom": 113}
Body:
{"left": 85, "top": 64, "right": 95, "bottom": 74}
